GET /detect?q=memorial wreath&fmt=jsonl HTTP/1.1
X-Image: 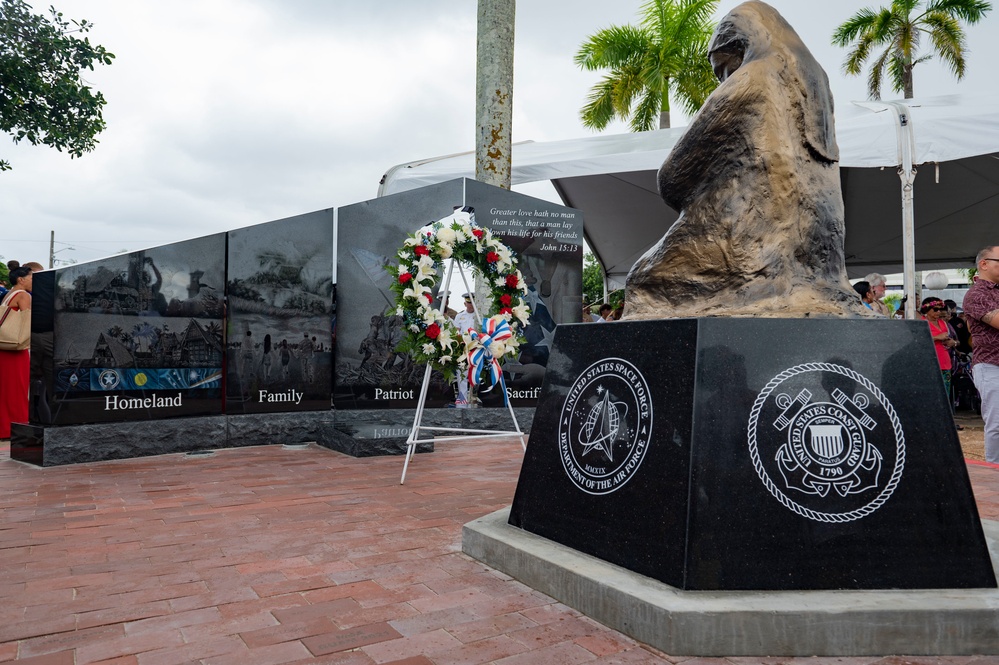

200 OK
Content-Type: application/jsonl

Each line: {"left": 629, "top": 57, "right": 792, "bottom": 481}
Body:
{"left": 389, "top": 209, "right": 531, "bottom": 386}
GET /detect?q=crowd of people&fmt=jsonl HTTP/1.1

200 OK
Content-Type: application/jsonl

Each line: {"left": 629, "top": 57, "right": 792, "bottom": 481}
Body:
{"left": 853, "top": 254, "right": 999, "bottom": 464}
{"left": 1, "top": 260, "right": 43, "bottom": 441}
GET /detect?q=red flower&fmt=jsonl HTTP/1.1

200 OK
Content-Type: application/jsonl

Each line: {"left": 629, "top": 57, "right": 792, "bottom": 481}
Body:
{"left": 500, "top": 307, "right": 513, "bottom": 316}
{"left": 500, "top": 294, "right": 512, "bottom": 306}
{"left": 472, "top": 229, "right": 484, "bottom": 239}
{"left": 486, "top": 251, "right": 500, "bottom": 263}
{"left": 505, "top": 274, "right": 519, "bottom": 288}
{"left": 424, "top": 294, "right": 433, "bottom": 303}
{"left": 399, "top": 272, "right": 413, "bottom": 284}
{"left": 426, "top": 323, "right": 441, "bottom": 339}
{"left": 414, "top": 245, "right": 430, "bottom": 256}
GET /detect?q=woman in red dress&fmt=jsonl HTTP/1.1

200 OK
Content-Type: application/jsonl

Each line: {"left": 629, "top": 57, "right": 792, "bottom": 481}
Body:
{"left": 0, "top": 266, "right": 32, "bottom": 439}
{"left": 921, "top": 297, "right": 958, "bottom": 404}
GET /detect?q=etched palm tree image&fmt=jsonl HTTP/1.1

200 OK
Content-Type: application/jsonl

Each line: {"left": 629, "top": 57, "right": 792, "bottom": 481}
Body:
{"left": 225, "top": 211, "right": 334, "bottom": 414}
{"left": 44, "top": 234, "right": 226, "bottom": 424}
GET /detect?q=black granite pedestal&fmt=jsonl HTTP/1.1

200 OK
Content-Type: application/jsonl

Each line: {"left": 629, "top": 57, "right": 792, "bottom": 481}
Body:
{"left": 509, "top": 319, "right": 997, "bottom": 590}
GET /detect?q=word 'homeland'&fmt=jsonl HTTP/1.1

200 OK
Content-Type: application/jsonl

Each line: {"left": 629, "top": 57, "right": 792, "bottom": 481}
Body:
{"left": 105, "top": 394, "right": 182, "bottom": 410}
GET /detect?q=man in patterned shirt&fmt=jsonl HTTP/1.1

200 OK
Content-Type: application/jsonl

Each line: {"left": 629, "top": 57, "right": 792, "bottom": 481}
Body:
{"left": 963, "top": 245, "right": 999, "bottom": 464}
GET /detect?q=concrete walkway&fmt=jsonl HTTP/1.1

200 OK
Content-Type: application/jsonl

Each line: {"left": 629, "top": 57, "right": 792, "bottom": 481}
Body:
{"left": 1, "top": 438, "right": 997, "bottom": 665}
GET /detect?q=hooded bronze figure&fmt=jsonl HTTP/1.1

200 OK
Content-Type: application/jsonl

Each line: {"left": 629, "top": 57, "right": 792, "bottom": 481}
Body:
{"left": 625, "top": 1, "right": 866, "bottom": 318}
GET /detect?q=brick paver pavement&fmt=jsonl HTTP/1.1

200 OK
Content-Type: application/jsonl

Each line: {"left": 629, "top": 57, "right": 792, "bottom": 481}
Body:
{"left": 1, "top": 438, "right": 997, "bottom": 665}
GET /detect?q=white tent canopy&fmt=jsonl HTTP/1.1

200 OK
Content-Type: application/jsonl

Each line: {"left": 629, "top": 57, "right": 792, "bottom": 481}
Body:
{"left": 380, "top": 93, "right": 999, "bottom": 292}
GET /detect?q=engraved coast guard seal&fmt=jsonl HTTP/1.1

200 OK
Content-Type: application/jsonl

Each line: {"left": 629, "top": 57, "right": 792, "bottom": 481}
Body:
{"left": 747, "top": 363, "right": 905, "bottom": 523}
{"left": 559, "top": 358, "right": 653, "bottom": 495}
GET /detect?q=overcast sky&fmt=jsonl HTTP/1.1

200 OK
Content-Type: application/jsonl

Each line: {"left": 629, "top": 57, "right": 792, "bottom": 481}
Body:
{"left": 1, "top": 0, "right": 996, "bottom": 267}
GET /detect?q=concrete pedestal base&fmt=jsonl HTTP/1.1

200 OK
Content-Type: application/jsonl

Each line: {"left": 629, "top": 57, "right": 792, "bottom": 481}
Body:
{"left": 463, "top": 507, "right": 999, "bottom": 656}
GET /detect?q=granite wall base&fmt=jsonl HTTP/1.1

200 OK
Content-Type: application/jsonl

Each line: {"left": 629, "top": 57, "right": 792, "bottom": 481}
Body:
{"left": 9, "top": 406, "right": 534, "bottom": 466}
{"left": 12, "top": 417, "right": 228, "bottom": 467}
{"left": 322, "top": 407, "right": 534, "bottom": 457}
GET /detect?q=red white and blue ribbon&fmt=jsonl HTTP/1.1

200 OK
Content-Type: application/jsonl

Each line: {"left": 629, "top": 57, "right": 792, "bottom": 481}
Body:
{"left": 467, "top": 318, "right": 512, "bottom": 403}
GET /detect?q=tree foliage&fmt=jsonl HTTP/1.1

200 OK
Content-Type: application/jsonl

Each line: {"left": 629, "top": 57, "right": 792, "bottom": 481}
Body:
{"left": 582, "top": 251, "right": 604, "bottom": 307}
{"left": 0, "top": 0, "right": 114, "bottom": 170}
{"left": 832, "top": 0, "right": 991, "bottom": 99}
{"left": 575, "top": 0, "right": 718, "bottom": 131}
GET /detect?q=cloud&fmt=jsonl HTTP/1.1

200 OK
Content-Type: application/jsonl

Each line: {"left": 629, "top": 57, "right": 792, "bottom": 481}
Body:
{"left": 1, "top": 0, "right": 996, "bottom": 267}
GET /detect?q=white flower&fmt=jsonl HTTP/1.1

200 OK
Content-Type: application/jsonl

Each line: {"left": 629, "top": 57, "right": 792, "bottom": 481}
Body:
{"left": 409, "top": 324, "right": 420, "bottom": 333}
{"left": 395, "top": 306, "right": 404, "bottom": 316}
{"left": 454, "top": 227, "right": 467, "bottom": 243}
{"left": 437, "top": 227, "right": 456, "bottom": 245}
{"left": 416, "top": 258, "right": 436, "bottom": 281}
{"left": 403, "top": 236, "right": 419, "bottom": 247}
{"left": 422, "top": 343, "right": 436, "bottom": 355}
{"left": 495, "top": 277, "right": 507, "bottom": 288}
{"left": 512, "top": 303, "right": 530, "bottom": 324}
{"left": 438, "top": 243, "right": 453, "bottom": 259}
{"left": 489, "top": 339, "right": 508, "bottom": 358}
{"left": 403, "top": 282, "right": 430, "bottom": 301}
{"left": 438, "top": 329, "right": 456, "bottom": 350}
{"left": 421, "top": 308, "right": 437, "bottom": 325}
{"left": 439, "top": 355, "right": 452, "bottom": 364}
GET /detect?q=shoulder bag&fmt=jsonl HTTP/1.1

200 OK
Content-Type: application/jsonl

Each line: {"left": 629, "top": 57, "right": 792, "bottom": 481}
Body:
{"left": 0, "top": 289, "right": 31, "bottom": 351}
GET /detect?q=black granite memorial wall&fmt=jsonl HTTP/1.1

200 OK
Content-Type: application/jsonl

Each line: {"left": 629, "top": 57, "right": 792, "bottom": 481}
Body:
{"left": 334, "top": 178, "right": 582, "bottom": 411}
{"left": 509, "top": 318, "right": 997, "bottom": 590}
{"left": 226, "top": 210, "right": 334, "bottom": 414}
{"left": 29, "top": 234, "right": 227, "bottom": 427}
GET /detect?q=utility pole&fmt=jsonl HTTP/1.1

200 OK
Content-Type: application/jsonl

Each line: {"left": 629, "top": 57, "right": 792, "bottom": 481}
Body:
{"left": 49, "top": 230, "right": 74, "bottom": 268}
{"left": 475, "top": 0, "right": 515, "bottom": 189}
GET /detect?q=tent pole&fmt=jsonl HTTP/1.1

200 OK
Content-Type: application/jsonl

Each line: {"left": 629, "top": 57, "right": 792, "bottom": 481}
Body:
{"left": 890, "top": 101, "right": 918, "bottom": 320}
{"left": 900, "top": 175, "right": 917, "bottom": 319}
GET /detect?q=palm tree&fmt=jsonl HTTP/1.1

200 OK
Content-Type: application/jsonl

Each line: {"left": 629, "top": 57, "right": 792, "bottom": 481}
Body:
{"left": 575, "top": 0, "right": 719, "bottom": 131}
{"left": 832, "top": 0, "right": 991, "bottom": 99}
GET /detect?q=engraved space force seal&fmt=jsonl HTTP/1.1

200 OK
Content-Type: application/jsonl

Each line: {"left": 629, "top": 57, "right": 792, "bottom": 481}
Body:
{"left": 559, "top": 358, "right": 653, "bottom": 495}
{"left": 747, "top": 363, "right": 905, "bottom": 523}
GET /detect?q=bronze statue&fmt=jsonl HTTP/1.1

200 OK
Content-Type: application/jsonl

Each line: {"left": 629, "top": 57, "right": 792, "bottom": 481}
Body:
{"left": 625, "top": 1, "right": 866, "bottom": 318}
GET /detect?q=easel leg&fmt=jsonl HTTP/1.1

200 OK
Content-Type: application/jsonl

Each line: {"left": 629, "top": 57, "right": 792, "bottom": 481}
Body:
{"left": 401, "top": 363, "right": 434, "bottom": 484}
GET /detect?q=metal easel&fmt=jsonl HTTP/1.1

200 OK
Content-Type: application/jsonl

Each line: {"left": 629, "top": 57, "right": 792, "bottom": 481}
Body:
{"left": 400, "top": 257, "right": 526, "bottom": 484}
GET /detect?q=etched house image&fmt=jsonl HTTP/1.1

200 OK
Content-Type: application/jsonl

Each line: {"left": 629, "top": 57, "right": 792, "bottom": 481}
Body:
{"left": 71, "top": 266, "right": 146, "bottom": 314}
{"left": 91, "top": 333, "right": 135, "bottom": 366}
{"left": 178, "top": 319, "right": 223, "bottom": 365}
